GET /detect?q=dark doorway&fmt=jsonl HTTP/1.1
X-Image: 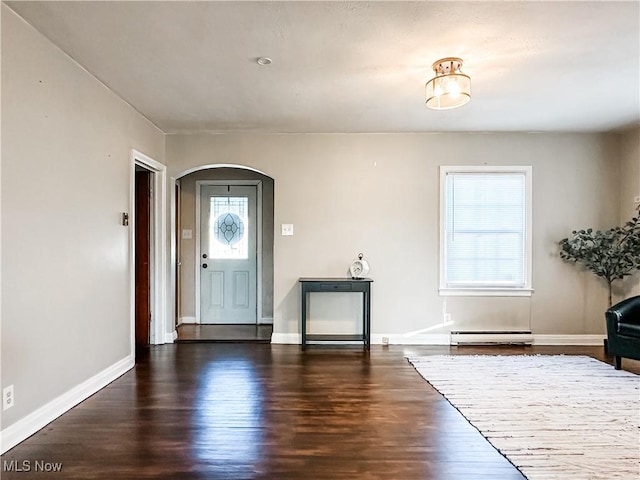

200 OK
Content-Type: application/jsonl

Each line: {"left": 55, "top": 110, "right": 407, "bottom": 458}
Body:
{"left": 135, "top": 168, "right": 152, "bottom": 357}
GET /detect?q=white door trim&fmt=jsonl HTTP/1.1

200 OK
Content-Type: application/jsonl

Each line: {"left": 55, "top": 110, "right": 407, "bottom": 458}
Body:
{"left": 195, "top": 180, "right": 263, "bottom": 325}
{"left": 129, "top": 149, "right": 168, "bottom": 351}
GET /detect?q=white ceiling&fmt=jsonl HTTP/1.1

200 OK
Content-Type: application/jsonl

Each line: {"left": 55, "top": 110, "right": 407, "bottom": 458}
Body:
{"left": 6, "top": 1, "right": 640, "bottom": 134}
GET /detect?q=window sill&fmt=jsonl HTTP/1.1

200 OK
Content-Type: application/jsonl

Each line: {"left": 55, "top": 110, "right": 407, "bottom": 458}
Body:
{"left": 439, "top": 288, "right": 533, "bottom": 297}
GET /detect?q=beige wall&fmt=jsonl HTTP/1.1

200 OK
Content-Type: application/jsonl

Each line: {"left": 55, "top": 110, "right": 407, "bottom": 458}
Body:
{"left": 620, "top": 127, "right": 640, "bottom": 223}
{"left": 166, "top": 132, "right": 623, "bottom": 340}
{"left": 1, "top": 6, "right": 165, "bottom": 430}
{"left": 618, "top": 127, "right": 640, "bottom": 298}
{"left": 178, "top": 168, "right": 274, "bottom": 321}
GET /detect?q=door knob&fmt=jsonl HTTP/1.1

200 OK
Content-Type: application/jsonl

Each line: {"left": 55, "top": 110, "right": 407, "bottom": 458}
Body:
{"left": 202, "top": 254, "right": 208, "bottom": 259}
{"left": 202, "top": 263, "right": 208, "bottom": 269}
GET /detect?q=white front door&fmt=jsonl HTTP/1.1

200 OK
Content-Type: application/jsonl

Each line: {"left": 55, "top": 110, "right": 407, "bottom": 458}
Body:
{"left": 200, "top": 185, "right": 257, "bottom": 324}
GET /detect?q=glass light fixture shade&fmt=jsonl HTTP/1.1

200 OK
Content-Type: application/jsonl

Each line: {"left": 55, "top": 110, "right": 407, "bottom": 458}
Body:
{"left": 425, "top": 58, "right": 471, "bottom": 110}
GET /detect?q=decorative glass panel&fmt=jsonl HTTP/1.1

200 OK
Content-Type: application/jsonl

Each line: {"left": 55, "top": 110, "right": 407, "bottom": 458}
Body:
{"left": 209, "top": 196, "right": 248, "bottom": 259}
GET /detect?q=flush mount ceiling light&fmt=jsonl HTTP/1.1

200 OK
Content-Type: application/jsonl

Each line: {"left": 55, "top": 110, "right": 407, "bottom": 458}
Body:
{"left": 425, "top": 57, "right": 471, "bottom": 110}
{"left": 256, "top": 57, "right": 272, "bottom": 66}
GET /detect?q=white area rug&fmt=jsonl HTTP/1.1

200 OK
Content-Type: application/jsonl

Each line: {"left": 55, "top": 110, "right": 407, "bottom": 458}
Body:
{"left": 408, "top": 355, "right": 640, "bottom": 480}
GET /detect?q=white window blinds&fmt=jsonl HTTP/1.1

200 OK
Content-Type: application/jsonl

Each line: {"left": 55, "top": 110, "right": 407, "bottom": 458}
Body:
{"left": 444, "top": 171, "right": 527, "bottom": 289}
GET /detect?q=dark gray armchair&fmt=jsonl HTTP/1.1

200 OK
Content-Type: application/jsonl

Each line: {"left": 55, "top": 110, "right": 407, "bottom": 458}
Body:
{"left": 605, "top": 296, "right": 640, "bottom": 369}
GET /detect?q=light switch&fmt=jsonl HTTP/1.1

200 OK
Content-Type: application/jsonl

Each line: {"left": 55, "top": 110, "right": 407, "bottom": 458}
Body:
{"left": 182, "top": 229, "right": 193, "bottom": 240}
{"left": 281, "top": 224, "right": 294, "bottom": 236}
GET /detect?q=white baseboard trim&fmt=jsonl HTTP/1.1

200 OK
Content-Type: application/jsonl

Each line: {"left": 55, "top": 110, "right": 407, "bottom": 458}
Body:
{"left": 164, "top": 330, "right": 178, "bottom": 343}
{"left": 373, "top": 334, "right": 451, "bottom": 345}
{"left": 179, "top": 316, "right": 196, "bottom": 325}
{"left": 270, "top": 333, "right": 451, "bottom": 345}
{"left": 271, "top": 333, "right": 300, "bottom": 344}
{"left": 533, "top": 334, "right": 606, "bottom": 346}
{"left": 271, "top": 333, "right": 606, "bottom": 347}
{"left": 0, "top": 355, "right": 134, "bottom": 454}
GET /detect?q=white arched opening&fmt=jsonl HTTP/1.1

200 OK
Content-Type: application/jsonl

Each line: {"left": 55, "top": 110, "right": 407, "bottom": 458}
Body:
{"left": 170, "top": 163, "right": 275, "bottom": 335}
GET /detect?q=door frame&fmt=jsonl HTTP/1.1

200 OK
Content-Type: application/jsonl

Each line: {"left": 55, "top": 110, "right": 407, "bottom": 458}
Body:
{"left": 195, "top": 180, "right": 263, "bottom": 325}
{"left": 174, "top": 181, "right": 181, "bottom": 328}
{"left": 129, "top": 149, "right": 169, "bottom": 354}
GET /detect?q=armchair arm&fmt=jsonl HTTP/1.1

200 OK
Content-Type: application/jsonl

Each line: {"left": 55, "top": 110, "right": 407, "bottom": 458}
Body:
{"left": 606, "top": 295, "right": 640, "bottom": 327}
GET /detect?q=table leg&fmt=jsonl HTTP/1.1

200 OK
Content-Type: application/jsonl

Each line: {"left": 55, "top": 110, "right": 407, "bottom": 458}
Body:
{"left": 301, "top": 288, "right": 307, "bottom": 351}
{"left": 364, "top": 288, "right": 371, "bottom": 351}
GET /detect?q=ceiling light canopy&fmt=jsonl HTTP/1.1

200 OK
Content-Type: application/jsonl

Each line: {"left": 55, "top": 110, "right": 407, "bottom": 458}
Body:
{"left": 425, "top": 57, "right": 471, "bottom": 110}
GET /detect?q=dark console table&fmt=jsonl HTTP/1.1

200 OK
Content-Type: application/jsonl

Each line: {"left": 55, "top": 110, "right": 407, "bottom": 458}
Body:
{"left": 299, "top": 277, "right": 373, "bottom": 351}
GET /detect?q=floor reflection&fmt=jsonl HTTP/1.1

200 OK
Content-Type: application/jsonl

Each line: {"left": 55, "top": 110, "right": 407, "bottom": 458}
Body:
{"left": 193, "top": 358, "right": 264, "bottom": 476}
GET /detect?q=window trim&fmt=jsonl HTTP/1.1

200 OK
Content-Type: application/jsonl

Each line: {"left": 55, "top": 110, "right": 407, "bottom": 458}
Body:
{"left": 439, "top": 165, "right": 533, "bottom": 297}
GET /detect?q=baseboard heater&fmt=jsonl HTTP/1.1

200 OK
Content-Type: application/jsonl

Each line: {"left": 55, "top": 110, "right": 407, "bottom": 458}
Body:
{"left": 450, "top": 330, "right": 533, "bottom": 346}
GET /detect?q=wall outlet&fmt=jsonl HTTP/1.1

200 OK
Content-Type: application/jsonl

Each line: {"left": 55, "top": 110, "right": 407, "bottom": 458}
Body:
{"left": 281, "top": 224, "right": 294, "bottom": 236}
{"left": 381, "top": 336, "right": 390, "bottom": 346}
{"left": 444, "top": 313, "right": 452, "bottom": 323}
{"left": 3, "top": 385, "right": 14, "bottom": 410}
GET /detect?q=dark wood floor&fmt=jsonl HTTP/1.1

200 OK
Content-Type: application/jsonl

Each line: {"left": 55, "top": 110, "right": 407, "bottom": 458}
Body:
{"left": 2, "top": 344, "right": 637, "bottom": 479}
{"left": 176, "top": 324, "right": 273, "bottom": 343}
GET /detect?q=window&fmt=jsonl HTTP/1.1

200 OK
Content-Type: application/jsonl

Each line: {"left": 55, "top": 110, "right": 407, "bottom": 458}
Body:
{"left": 209, "top": 196, "right": 249, "bottom": 260}
{"left": 440, "top": 166, "right": 532, "bottom": 296}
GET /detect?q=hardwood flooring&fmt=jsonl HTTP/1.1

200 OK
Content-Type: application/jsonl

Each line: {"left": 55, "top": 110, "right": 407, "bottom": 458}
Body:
{"left": 176, "top": 324, "right": 273, "bottom": 343}
{"left": 2, "top": 345, "right": 637, "bottom": 479}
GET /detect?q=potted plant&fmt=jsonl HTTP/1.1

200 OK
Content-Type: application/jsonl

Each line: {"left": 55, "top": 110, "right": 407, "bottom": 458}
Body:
{"left": 559, "top": 208, "right": 640, "bottom": 307}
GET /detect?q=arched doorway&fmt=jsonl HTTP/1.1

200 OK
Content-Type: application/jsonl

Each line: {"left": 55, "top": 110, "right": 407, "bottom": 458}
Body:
{"left": 174, "top": 165, "right": 274, "bottom": 342}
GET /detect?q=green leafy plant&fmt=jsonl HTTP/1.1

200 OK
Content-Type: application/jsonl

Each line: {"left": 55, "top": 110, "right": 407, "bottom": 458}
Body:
{"left": 559, "top": 208, "right": 640, "bottom": 306}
